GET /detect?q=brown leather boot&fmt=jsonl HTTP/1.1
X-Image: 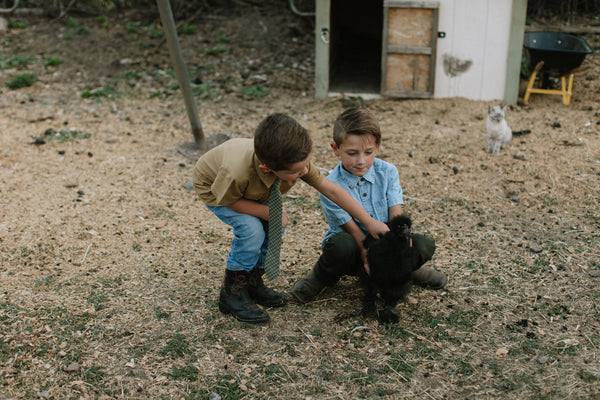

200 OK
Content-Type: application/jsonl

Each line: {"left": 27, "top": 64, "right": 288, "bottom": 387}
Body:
{"left": 290, "top": 269, "right": 327, "bottom": 304}
{"left": 219, "top": 270, "right": 270, "bottom": 323}
{"left": 412, "top": 266, "right": 448, "bottom": 289}
{"left": 248, "top": 269, "right": 287, "bottom": 308}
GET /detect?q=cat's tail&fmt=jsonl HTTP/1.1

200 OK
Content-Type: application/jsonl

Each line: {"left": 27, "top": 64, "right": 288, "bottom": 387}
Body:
{"left": 513, "top": 129, "right": 531, "bottom": 137}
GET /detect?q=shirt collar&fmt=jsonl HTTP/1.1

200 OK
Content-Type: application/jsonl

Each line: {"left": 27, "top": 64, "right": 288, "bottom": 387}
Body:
{"left": 254, "top": 154, "right": 279, "bottom": 186}
{"left": 338, "top": 163, "right": 376, "bottom": 188}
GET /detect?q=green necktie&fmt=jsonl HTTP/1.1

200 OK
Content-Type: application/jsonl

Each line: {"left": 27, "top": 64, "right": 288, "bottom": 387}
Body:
{"left": 264, "top": 177, "right": 282, "bottom": 281}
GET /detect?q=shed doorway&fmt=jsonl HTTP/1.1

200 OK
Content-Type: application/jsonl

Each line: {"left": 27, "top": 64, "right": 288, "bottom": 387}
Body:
{"left": 328, "top": 0, "right": 383, "bottom": 94}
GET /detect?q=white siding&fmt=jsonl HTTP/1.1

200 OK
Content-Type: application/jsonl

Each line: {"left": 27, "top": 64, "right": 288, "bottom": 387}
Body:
{"left": 434, "top": 0, "right": 512, "bottom": 100}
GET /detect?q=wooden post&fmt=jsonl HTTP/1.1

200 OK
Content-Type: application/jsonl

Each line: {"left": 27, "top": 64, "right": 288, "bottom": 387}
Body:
{"left": 504, "top": 0, "right": 528, "bottom": 104}
{"left": 156, "top": 0, "right": 205, "bottom": 150}
{"left": 314, "top": 0, "right": 330, "bottom": 99}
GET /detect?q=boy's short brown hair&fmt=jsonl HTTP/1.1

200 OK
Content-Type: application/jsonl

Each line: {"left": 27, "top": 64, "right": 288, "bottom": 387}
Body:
{"left": 332, "top": 107, "right": 381, "bottom": 147}
{"left": 254, "top": 113, "right": 313, "bottom": 171}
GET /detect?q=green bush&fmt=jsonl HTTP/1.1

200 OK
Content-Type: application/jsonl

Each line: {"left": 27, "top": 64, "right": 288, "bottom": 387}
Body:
{"left": 0, "top": 55, "right": 33, "bottom": 69}
{"left": 10, "top": 21, "right": 27, "bottom": 29}
{"left": 204, "top": 45, "right": 228, "bottom": 56}
{"left": 81, "top": 86, "right": 118, "bottom": 99}
{"left": 126, "top": 22, "right": 139, "bottom": 34}
{"left": 45, "top": 56, "right": 61, "bottom": 68}
{"left": 177, "top": 23, "right": 196, "bottom": 35}
{"left": 5, "top": 73, "right": 36, "bottom": 89}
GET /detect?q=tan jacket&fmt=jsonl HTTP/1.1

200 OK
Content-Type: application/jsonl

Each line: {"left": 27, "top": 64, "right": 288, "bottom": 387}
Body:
{"left": 192, "top": 138, "right": 324, "bottom": 206}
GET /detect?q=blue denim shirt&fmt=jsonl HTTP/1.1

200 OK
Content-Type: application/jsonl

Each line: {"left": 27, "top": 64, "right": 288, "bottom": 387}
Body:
{"left": 319, "top": 158, "right": 403, "bottom": 245}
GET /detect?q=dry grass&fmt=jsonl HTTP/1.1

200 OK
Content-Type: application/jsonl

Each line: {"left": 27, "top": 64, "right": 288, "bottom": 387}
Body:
{"left": 1, "top": 6, "right": 599, "bottom": 399}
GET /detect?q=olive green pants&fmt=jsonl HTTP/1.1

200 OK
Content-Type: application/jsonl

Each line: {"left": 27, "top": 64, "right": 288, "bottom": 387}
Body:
{"left": 313, "top": 232, "right": 435, "bottom": 285}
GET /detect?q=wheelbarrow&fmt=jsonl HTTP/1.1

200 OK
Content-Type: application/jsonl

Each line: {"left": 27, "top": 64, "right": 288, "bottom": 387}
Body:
{"left": 523, "top": 31, "right": 593, "bottom": 105}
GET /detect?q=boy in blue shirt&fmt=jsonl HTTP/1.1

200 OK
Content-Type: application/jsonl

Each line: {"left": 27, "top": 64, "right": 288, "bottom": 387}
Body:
{"left": 291, "top": 108, "right": 447, "bottom": 304}
{"left": 193, "top": 113, "right": 389, "bottom": 323}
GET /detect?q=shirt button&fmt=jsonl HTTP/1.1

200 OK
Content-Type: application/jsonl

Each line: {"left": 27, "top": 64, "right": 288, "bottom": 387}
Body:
{"left": 362, "top": 193, "right": 367, "bottom": 197}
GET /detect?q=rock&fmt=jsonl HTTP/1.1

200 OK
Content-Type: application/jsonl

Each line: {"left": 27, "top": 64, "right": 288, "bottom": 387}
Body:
{"left": 183, "top": 179, "right": 194, "bottom": 190}
{"left": 537, "top": 355, "right": 549, "bottom": 364}
{"left": 66, "top": 363, "right": 80, "bottom": 372}
{"left": 208, "top": 393, "right": 222, "bottom": 400}
{"left": 495, "top": 347, "right": 509, "bottom": 356}
{"left": 589, "top": 269, "right": 600, "bottom": 278}
{"left": 530, "top": 245, "right": 543, "bottom": 253}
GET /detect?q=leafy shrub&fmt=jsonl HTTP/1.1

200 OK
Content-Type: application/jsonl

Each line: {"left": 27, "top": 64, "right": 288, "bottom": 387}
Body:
{"left": 5, "top": 73, "right": 36, "bottom": 89}
{"left": 0, "top": 54, "right": 33, "bottom": 69}
{"left": 10, "top": 21, "right": 27, "bottom": 29}
{"left": 81, "top": 86, "right": 118, "bottom": 99}
{"left": 148, "top": 24, "right": 163, "bottom": 38}
{"left": 204, "top": 45, "right": 228, "bottom": 56}
{"left": 126, "top": 22, "right": 139, "bottom": 34}
{"left": 239, "top": 84, "right": 269, "bottom": 99}
{"left": 216, "top": 34, "right": 229, "bottom": 43}
{"left": 45, "top": 56, "right": 61, "bottom": 68}
{"left": 178, "top": 23, "right": 196, "bottom": 35}
{"left": 95, "top": 16, "right": 110, "bottom": 28}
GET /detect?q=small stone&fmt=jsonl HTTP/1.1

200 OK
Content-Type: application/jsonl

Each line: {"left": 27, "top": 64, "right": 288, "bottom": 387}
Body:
{"left": 537, "top": 355, "right": 549, "bottom": 364}
{"left": 66, "top": 363, "right": 80, "bottom": 372}
{"left": 511, "top": 195, "right": 520, "bottom": 202}
{"left": 530, "top": 245, "right": 543, "bottom": 253}
{"left": 208, "top": 393, "right": 222, "bottom": 400}
{"left": 183, "top": 179, "right": 194, "bottom": 191}
{"left": 495, "top": 347, "right": 509, "bottom": 356}
{"left": 105, "top": 137, "right": 118, "bottom": 143}
{"left": 588, "top": 269, "right": 600, "bottom": 278}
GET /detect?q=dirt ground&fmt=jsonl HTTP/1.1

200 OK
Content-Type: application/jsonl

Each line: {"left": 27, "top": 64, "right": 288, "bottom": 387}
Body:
{"left": 1, "top": 3, "right": 599, "bottom": 399}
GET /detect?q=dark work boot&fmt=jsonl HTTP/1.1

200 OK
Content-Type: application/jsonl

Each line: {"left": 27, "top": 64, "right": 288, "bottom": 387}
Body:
{"left": 412, "top": 266, "right": 448, "bottom": 289}
{"left": 290, "top": 269, "right": 327, "bottom": 304}
{"left": 219, "top": 270, "right": 270, "bottom": 323}
{"left": 248, "top": 269, "right": 287, "bottom": 308}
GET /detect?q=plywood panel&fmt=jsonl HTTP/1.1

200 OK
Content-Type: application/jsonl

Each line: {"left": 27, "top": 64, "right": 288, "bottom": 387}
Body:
{"left": 388, "top": 8, "right": 433, "bottom": 47}
{"left": 381, "top": 3, "right": 437, "bottom": 98}
{"left": 385, "top": 54, "right": 431, "bottom": 92}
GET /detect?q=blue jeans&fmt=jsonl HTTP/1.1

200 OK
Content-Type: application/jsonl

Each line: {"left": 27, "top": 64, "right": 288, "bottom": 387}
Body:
{"left": 206, "top": 205, "right": 281, "bottom": 272}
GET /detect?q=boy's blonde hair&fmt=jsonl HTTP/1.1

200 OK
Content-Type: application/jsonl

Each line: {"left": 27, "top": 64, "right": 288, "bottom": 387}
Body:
{"left": 332, "top": 107, "right": 381, "bottom": 147}
{"left": 254, "top": 113, "right": 313, "bottom": 171}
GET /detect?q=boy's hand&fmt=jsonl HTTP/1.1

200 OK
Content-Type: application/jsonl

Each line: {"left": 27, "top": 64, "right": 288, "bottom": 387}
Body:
{"left": 366, "top": 220, "right": 389, "bottom": 239}
{"left": 282, "top": 211, "right": 290, "bottom": 228}
{"left": 360, "top": 245, "right": 371, "bottom": 276}
{"left": 363, "top": 262, "right": 371, "bottom": 276}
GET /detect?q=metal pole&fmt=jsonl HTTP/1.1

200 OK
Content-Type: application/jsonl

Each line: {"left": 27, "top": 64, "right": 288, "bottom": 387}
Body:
{"left": 156, "top": 0, "right": 205, "bottom": 150}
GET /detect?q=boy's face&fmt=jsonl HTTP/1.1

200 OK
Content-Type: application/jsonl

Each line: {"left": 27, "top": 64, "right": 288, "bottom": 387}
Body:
{"left": 331, "top": 134, "right": 379, "bottom": 177}
{"left": 260, "top": 154, "right": 312, "bottom": 182}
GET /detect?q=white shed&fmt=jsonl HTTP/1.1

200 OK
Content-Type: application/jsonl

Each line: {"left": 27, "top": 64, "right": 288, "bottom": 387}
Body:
{"left": 314, "top": 0, "right": 528, "bottom": 103}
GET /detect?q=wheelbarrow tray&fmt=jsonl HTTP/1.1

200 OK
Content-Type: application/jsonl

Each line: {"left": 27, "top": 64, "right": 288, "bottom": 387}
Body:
{"left": 524, "top": 31, "right": 592, "bottom": 73}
